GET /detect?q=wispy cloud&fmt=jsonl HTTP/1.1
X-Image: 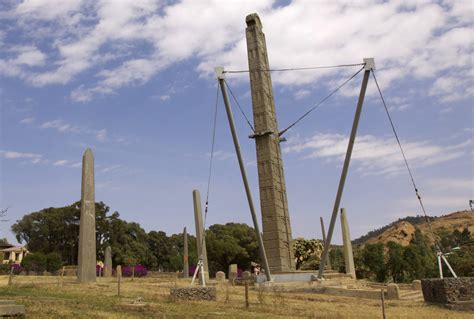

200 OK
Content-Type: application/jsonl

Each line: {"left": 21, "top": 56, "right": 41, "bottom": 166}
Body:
{"left": 284, "top": 132, "right": 472, "bottom": 176}
{"left": 209, "top": 150, "right": 234, "bottom": 161}
{"left": 40, "top": 119, "right": 81, "bottom": 133}
{"left": 19, "top": 117, "right": 35, "bottom": 124}
{"left": 53, "top": 160, "right": 69, "bottom": 167}
{"left": 0, "top": 150, "right": 43, "bottom": 164}
{"left": 2, "top": 1, "right": 469, "bottom": 105}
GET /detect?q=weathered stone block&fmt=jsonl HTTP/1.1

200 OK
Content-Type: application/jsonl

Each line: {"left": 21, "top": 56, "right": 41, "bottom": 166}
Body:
{"left": 242, "top": 271, "right": 252, "bottom": 281}
{"left": 387, "top": 283, "right": 400, "bottom": 300}
{"left": 170, "top": 287, "right": 216, "bottom": 301}
{"left": 216, "top": 271, "right": 226, "bottom": 282}
{"left": 228, "top": 264, "right": 238, "bottom": 280}
{"left": 412, "top": 280, "right": 422, "bottom": 291}
{"left": 0, "top": 302, "right": 25, "bottom": 317}
{"left": 421, "top": 277, "right": 473, "bottom": 308}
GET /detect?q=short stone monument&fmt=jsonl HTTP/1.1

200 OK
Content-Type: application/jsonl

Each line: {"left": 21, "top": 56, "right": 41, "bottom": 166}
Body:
{"left": 183, "top": 227, "right": 189, "bottom": 278}
{"left": 242, "top": 271, "right": 252, "bottom": 281}
{"left": 412, "top": 280, "right": 422, "bottom": 291}
{"left": 340, "top": 208, "right": 356, "bottom": 279}
{"left": 104, "top": 246, "right": 112, "bottom": 277}
{"left": 216, "top": 271, "right": 226, "bottom": 282}
{"left": 228, "top": 264, "right": 238, "bottom": 282}
{"left": 77, "top": 148, "right": 97, "bottom": 283}
{"left": 387, "top": 283, "right": 400, "bottom": 300}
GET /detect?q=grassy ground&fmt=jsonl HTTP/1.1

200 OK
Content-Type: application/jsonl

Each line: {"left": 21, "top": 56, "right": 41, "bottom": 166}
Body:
{"left": 0, "top": 275, "right": 472, "bottom": 318}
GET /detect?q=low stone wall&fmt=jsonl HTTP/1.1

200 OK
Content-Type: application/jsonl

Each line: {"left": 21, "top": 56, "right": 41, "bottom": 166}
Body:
{"left": 170, "top": 287, "right": 216, "bottom": 301}
{"left": 421, "top": 277, "right": 473, "bottom": 310}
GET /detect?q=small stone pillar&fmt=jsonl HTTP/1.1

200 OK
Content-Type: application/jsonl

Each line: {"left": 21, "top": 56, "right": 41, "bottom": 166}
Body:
{"left": 387, "top": 283, "right": 400, "bottom": 300}
{"left": 116, "top": 265, "right": 122, "bottom": 278}
{"left": 242, "top": 271, "right": 252, "bottom": 281}
{"left": 412, "top": 280, "right": 422, "bottom": 291}
{"left": 77, "top": 148, "right": 97, "bottom": 283}
{"left": 216, "top": 271, "right": 226, "bottom": 282}
{"left": 340, "top": 208, "right": 356, "bottom": 279}
{"left": 104, "top": 246, "right": 112, "bottom": 277}
{"left": 228, "top": 264, "right": 238, "bottom": 282}
{"left": 183, "top": 227, "right": 189, "bottom": 278}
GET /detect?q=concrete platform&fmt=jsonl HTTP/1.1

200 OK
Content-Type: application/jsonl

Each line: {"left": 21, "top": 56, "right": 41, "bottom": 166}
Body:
{"left": 256, "top": 271, "right": 353, "bottom": 283}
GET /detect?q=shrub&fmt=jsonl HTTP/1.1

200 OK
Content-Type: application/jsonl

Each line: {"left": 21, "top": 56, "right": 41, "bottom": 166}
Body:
{"left": 22, "top": 253, "right": 47, "bottom": 273}
{"left": 11, "top": 263, "right": 23, "bottom": 275}
{"left": 0, "top": 263, "right": 11, "bottom": 275}
{"left": 46, "top": 252, "right": 62, "bottom": 273}
{"left": 96, "top": 264, "right": 103, "bottom": 276}
{"left": 122, "top": 264, "right": 147, "bottom": 277}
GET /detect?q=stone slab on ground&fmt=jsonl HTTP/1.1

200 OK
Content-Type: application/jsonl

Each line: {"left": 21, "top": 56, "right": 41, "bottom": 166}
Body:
{"left": 170, "top": 287, "right": 216, "bottom": 301}
{"left": 0, "top": 302, "right": 25, "bottom": 317}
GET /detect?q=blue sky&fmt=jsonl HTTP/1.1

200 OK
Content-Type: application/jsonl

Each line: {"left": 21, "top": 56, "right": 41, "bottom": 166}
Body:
{"left": 0, "top": 0, "right": 472, "bottom": 245}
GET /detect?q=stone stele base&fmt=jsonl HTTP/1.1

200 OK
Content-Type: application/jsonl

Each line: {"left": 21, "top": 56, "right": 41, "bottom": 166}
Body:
{"left": 421, "top": 277, "right": 474, "bottom": 310}
{"left": 170, "top": 287, "right": 216, "bottom": 301}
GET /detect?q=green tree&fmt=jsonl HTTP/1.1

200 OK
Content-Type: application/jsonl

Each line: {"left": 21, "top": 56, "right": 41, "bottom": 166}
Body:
{"left": 362, "top": 243, "right": 387, "bottom": 282}
{"left": 205, "top": 223, "right": 259, "bottom": 275}
{"left": 22, "top": 253, "right": 47, "bottom": 273}
{"left": 386, "top": 241, "right": 406, "bottom": 282}
{"left": 329, "top": 247, "right": 345, "bottom": 273}
{"left": 293, "top": 238, "right": 323, "bottom": 270}
{"left": 46, "top": 252, "right": 62, "bottom": 273}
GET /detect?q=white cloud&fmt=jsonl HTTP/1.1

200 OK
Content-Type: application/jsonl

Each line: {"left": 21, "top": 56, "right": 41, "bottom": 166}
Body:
{"left": 100, "top": 164, "right": 123, "bottom": 173}
{"left": 96, "top": 129, "right": 107, "bottom": 142}
{"left": 0, "top": 150, "right": 42, "bottom": 160}
{"left": 53, "top": 160, "right": 69, "bottom": 167}
{"left": 20, "top": 117, "right": 35, "bottom": 124}
{"left": 210, "top": 150, "right": 234, "bottom": 161}
{"left": 15, "top": 0, "right": 83, "bottom": 20}
{"left": 40, "top": 119, "right": 81, "bottom": 133}
{"left": 0, "top": 150, "right": 43, "bottom": 164}
{"left": 1, "top": 1, "right": 472, "bottom": 104}
{"left": 284, "top": 132, "right": 472, "bottom": 176}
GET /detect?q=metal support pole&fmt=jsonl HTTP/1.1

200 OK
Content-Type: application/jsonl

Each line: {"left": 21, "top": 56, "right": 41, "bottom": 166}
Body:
{"left": 320, "top": 217, "right": 331, "bottom": 270}
{"left": 441, "top": 253, "right": 457, "bottom": 278}
{"left": 215, "top": 67, "right": 272, "bottom": 282}
{"left": 318, "top": 60, "right": 373, "bottom": 279}
{"left": 437, "top": 253, "right": 443, "bottom": 279}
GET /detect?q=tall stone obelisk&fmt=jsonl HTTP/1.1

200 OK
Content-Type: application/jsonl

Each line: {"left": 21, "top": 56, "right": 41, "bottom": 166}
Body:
{"left": 183, "top": 227, "right": 189, "bottom": 278}
{"left": 77, "top": 148, "right": 96, "bottom": 283}
{"left": 245, "top": 13, "right": 295, "bottom": 272}
{"left": 192, "top": 189, "right": 209, "bottom": 282}
{"left": 340, "top": 208, "right": 356, "bottom": 279}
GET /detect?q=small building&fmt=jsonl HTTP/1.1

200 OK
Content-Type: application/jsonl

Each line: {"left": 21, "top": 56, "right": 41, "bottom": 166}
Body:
{"left": 0, "top": 243, "right": 29, "bottom": 264}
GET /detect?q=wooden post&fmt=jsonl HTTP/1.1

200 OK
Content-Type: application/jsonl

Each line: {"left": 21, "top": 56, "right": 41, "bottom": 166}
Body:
{"left": 381, "top": 289, "right": 386, "bottom": 319}
{"left": 245, "top": 281, "right": 249, "bottom": 308}
{"left": 131, "top": 266, "right": 135, "bottom": 281}
{"left": 8, "top": 266, "right": 14, "bottom": 286}
{"left": 117, "top": 265, "right": 122, "bottom": 297}
{"left": 61, "top": 266, "right": 65, "bottom": 286}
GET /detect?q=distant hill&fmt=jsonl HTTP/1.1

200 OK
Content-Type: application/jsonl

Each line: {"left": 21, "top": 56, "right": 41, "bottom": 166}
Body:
{"left": 353, "top": 210, "right": 474, "bottom": 247}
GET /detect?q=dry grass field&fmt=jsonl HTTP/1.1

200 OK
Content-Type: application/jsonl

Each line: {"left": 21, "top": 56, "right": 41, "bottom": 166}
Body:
{"left": 0, "top": 275, "right": 472, "bottom": 318}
